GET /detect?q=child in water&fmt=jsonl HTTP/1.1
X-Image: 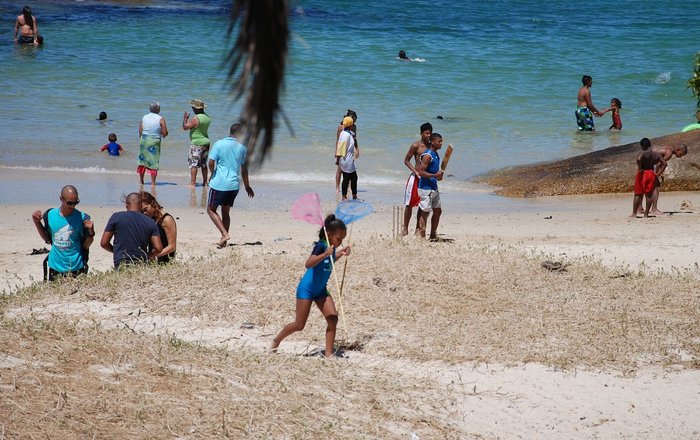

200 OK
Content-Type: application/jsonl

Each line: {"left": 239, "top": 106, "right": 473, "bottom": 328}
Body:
{"left": 601, "top": 98, "right": 622, "bottom": 130}
{"left": 271, "top": 215, "right": 351, "bottom": 358}
{"left": 100, "top": 133, "right": 124, "bottom": 156}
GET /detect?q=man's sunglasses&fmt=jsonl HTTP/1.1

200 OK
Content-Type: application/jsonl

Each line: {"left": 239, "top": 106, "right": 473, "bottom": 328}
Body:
{"left": 62, "top": 198, "right": 80, "bottom": 207}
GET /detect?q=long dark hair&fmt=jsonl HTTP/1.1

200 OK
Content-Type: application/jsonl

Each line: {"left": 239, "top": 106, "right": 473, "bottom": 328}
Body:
{"left": 22, "top": 6, "right": 34, "bottom": 30}
{"left": 140, "top": 191, "right": 164, "bottom": 222}
{"left": 318, "top": 214, "right": 346, "bottom": 242}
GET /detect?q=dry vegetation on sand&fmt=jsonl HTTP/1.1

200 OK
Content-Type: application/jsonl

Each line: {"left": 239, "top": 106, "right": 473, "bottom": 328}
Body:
{"left": 1, "top": 238, "right": 699, "bottom": 437}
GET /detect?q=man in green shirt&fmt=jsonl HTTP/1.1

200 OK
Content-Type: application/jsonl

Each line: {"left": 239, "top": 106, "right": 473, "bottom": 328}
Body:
{"left": 183, "top": 98, "right": 212, "bottom": 187}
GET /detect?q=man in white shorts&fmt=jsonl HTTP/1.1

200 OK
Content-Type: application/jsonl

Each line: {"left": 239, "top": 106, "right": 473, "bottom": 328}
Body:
{"left": 417, "top": 132, "right": 444, "bottom": 240}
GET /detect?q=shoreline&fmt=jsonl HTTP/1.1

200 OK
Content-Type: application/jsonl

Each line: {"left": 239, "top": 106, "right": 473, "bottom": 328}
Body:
{"left": 0, "top": 164, "right": 543, "bottom": 213}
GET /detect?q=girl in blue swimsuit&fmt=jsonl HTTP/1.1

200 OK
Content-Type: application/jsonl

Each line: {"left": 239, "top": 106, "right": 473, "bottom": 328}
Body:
{"left": 272, "top": 215, "right": 350, "bottom": 358}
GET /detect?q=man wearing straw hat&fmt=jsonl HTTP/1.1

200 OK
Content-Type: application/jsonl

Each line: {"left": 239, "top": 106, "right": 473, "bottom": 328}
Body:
{"left": 183, "top": 98, "right": 211, "bottom": 187}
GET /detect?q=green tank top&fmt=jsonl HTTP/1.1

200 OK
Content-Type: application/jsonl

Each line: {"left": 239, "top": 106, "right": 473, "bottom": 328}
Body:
{"left": 189, "top": 113, "right": 211, "bottom": 146}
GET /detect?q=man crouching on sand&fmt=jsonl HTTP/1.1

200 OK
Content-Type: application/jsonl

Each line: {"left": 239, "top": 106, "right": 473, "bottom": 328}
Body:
{"left": 632, "top": 138, "right": 666, "bottom": 218}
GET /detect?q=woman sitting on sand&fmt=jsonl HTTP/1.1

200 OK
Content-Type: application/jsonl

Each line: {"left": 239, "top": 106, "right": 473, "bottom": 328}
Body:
{"left": 140, "top": 192, "right": 177, "bottom": 263}
{"left": 14, "top": 6, "right": 40, "bottom": 45}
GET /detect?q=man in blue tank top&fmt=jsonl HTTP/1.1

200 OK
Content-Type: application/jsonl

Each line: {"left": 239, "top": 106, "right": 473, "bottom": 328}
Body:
{"left": 31, "top": 185, "right": 95, "bottom": 280}
{"left": 417, "top": 133, "right": 444, "bottom": 241}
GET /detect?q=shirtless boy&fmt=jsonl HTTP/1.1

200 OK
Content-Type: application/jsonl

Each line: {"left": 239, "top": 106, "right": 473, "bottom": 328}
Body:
{"left": 401, "top": 122, "right": 432, "bottom": 235}
{"left": 632, "top": 138, "right": 666, "bottom": 218}
{"left": 644, "top": 144, "right": 688, "bottom": 215}
{"left": 575, "top": 75, "right": 602, "bottom": 131}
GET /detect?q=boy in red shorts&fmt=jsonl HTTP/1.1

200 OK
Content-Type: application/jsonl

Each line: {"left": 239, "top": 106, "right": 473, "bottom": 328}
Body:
{"left": 632, "top": 138, "right": 666, "bottom": 218}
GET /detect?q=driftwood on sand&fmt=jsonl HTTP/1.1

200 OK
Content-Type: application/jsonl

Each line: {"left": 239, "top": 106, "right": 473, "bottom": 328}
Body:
{"left": 477, "top": 130, "right": 700, "bottom": 197}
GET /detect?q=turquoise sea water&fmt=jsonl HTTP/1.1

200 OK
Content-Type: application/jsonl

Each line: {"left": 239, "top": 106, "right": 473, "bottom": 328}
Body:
{"left": 1, "top": 0, "right": 699, "bottom": 208}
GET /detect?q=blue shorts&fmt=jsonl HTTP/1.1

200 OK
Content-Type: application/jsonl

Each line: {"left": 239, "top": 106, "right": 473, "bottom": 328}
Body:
{"left": 296, "top": 287, "right": 330, "bottom": 301}
{"left": 208, "top": 188, "right": 239, "bottom": 209}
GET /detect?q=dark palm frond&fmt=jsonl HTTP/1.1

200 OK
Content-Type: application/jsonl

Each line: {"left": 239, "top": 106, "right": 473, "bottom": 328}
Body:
{"left": 227, "top": 0, "right": 289, "bottom": 167}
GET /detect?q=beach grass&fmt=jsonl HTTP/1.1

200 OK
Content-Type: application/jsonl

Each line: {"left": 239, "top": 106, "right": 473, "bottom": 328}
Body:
{"left": 1, "top": 238, "right": 699, "bottom": 437}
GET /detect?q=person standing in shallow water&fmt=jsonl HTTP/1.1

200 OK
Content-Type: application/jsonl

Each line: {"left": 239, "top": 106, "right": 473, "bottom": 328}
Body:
{"left": 14, "top": 6, "right": 39, "bottom": 45}
{"left": 575, "top": 75, "right": 602, "bottom": 131}
{"left": 138, "top": 102, "right": 169, "bottom": 186}
{"left": 335, "top": 110, "right": 358, "bottom": 194}
{"left": 183, "top": 99, "right": 211, "bottom": 187}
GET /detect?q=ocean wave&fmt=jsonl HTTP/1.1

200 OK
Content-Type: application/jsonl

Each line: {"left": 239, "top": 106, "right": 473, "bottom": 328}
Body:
{"left": 654, "top": 71, "right": 671, "bottom": 84}
{"left": 0, "top": 164, "right": 131, "bottom": 175}
{"left": 254, "top": 172, "right": 396, "bottom": 186}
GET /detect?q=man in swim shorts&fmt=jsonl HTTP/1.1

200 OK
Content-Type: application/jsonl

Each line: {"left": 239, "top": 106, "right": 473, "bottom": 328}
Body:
{"left": 183, "top": 99, "right": 211, "bottom": 187}
{"left": 575, "top": 75, "right": 602, "bottom": 131}
{"left": 643, "top": 144, "right": 688, "bottom": 215}
{"left": 401, "top": 122, "right": 432, "bottom": 235}
{"left": 632, "top": 138, "right": 666, "bottom": 218}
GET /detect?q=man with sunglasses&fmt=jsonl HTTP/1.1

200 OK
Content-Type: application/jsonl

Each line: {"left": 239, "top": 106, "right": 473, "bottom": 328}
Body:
{"left": 32, "top": 185, "right": 95, "bottom": 281}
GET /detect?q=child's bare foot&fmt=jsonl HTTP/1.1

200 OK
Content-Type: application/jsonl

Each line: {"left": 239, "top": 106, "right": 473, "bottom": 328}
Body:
{"left": 270, "top": 340, "right": 280, "bottom": 353}
{"left": 400, "top": 227, "right": 408, "bottom": 236}
{"left": 650, "top": 209, "right": 665, "bottom": 216}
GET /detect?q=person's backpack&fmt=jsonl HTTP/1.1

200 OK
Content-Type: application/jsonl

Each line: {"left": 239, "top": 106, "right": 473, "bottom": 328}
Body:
{"left": 41, "top": 208, "right": 90, "bottom": 280}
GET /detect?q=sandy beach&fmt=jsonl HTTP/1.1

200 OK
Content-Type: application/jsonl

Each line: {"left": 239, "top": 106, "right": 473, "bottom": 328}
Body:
{"left": 1, "top": 190, "right": 699, "bottom": 438}
{"left": 2, "top": 191, "right": 699, "bottom": 290}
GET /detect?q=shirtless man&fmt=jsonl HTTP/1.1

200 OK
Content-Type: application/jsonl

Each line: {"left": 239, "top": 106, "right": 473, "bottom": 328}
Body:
{"left": 401, "top": 122, "right": 432, "bottom": 235}
{"left": 632, "top": 138, "right": 666, "bottom": 218}
{"left": 14, "top": 6, "right": 39, "bottom": 46}
{"left": 643, "top": 144, "right": 688, "bottom": 215}
{"left": 575, "top": 75, "right": 602, "bottom": 131}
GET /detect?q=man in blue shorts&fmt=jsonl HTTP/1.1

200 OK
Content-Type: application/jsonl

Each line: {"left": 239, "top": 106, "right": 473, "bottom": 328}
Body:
{"left": 207, "top": 123, "right": 255, "bottom": 248}
{"left": 575, "top": 75, "right": 602, "bottom": 131}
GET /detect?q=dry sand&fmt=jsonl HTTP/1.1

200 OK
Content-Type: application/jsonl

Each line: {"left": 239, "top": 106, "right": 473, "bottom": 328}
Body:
{"left": 1, "top": 192, "right": 699, "bottom": 438}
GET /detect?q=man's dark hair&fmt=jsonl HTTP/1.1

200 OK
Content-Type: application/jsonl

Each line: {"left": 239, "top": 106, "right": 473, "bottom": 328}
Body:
{"left": 640, "top": 138, "right": 652, "bottom": 150}
{"left": 430, "top": 133, "right": 442, "bottom": 141}
{"left": 582, "top": 75, "right": 592, "bottom": 86}
{"left": 229, "top": 123, "right": 242, "bottom": 136}
{"left": 125, "top": 192, "right": 142, "bottom": 207}
{"left": 420, "top": 122, "right": 433, "bottom": 133}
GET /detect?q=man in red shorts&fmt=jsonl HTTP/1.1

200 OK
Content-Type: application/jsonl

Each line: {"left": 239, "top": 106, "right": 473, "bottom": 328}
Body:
{"left": 632, "top": 138, "right": 666, "bottom": 218}
{"left": 401, "top": 122, "right": 432, "bottom": 235}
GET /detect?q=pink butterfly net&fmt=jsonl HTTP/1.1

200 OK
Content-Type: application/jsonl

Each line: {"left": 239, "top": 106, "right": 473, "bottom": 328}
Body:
{"left": 290, "top": 192, "right": 324, "bottom": 226}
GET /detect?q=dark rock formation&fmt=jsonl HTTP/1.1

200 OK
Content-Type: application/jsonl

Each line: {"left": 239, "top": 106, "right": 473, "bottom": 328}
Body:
{"left": 477, "top": 130, "right": 700, "bottom": 197}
